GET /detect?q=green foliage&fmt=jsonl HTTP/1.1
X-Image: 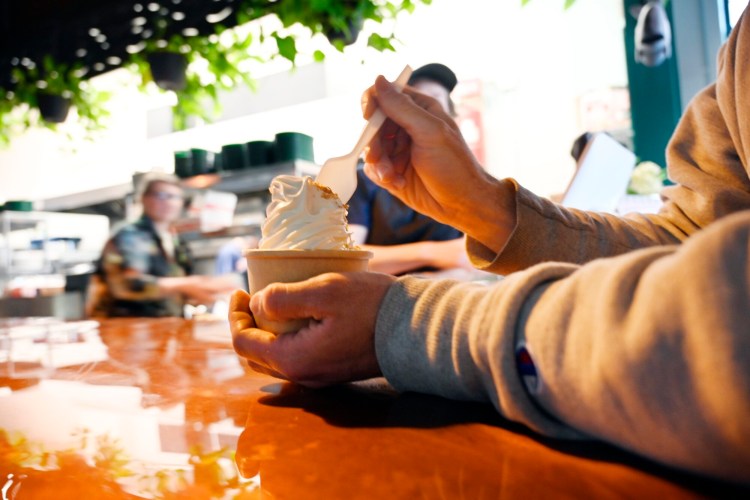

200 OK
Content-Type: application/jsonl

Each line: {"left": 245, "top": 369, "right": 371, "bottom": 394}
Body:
{"left": 0, "top": 55, "right": 111, "bottom": 148}
{"left": 1, "top": 0, "right": 431, "bottom": 142}
{"left": 128, "top": 0, "right": 431, "bottom": 131}
{"left": 273, "top": 34, "right": 298, "bottom": 62}
{"left": 129, "top": 25, "right": 264, "bottom": 130}
{"left": 367, "top": 32, "right": 396, "bottom": 51}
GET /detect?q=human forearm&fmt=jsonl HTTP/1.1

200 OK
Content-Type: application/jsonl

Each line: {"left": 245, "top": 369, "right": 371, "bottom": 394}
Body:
{"left": 374, "top": 269, "right": 582, "bottom": 438}
{"left": 157, "top": 276, "right": 194, "bottom": 296}
{"left": 522, "top": 212, "right": 750, "bottom": 483}
{"left": 362, "top": 242, "right": 435, "bottom": 274}
{"left": 376, "top": 212, "right": 750, "bottom": 483}
{"left": 363, "top": 238, "right": 468, "bottom": 275}
{"left": 160, "top": 275, "right": 238, "bottom": 304}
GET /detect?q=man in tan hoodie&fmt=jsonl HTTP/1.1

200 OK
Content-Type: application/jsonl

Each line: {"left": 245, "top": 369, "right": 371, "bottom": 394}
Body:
{"left": 230, "top": 5, "right": 750, "bottom": 485}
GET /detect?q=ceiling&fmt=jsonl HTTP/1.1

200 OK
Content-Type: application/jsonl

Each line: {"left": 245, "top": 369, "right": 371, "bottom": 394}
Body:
{"left": 0, "top": 0, "right": 248, "bottom": 91}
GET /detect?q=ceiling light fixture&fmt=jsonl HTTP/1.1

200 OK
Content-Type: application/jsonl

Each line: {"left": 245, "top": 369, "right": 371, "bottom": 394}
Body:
{"left": 206, "top": 7, "right": 233, "bottom": 24}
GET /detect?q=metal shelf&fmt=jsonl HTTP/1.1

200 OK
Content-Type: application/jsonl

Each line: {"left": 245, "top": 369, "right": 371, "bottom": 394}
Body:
{"left": 180, "top": 160, "right": 312, "bottom": 194}
{"left": 0, "top": 211, "right": 110, "bottom": 293}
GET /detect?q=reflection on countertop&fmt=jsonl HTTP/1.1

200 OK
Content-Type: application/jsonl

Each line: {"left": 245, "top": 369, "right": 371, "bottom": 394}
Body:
{"left": 0, "top": 318, "right": 747, "bottom": 499}
{"left": 235, "top": 381, "right": 748, "bottom": 499}
{"left": 1, "top": 318, "right": 259, "bottom": 498}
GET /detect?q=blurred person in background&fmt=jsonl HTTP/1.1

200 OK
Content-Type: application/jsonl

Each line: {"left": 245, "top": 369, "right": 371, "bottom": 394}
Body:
{"left": 88, "top": 173, "right": 236, "bottom": 317}
{"left": 347, "top": 63, "right": 472, "bottom": 276}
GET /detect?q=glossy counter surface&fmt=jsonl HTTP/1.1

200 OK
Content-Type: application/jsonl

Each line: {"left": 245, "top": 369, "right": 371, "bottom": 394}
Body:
{"left": 0, "top": 318, "right": 744, "bottom": 498}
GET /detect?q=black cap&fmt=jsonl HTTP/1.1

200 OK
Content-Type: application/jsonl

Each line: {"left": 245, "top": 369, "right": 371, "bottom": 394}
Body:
{"left": 408, "top": 63, "right": 458, "bottom": 93}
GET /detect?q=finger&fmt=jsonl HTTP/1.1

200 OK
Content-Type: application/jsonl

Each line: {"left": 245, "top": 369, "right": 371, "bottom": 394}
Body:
{"left": 363, "top": 162, "right": 381, "bottom": 185}
{"left": 229, "top": 289, "right": 254, "bottom": 333}
{"left": 232, "top": 326, "right": 277, "bottom": 362}
{"left": 363, "top": 149, "right": 407, "bottom": 190}
{"left": 364, "top": 125, "right": 410, "bottom": 188}
{"left": 246, "top": 359, "right": 287, "bottom": 380}
{"left": 360, "top": 84, "right": 378, "bottom": 119}
{"left": 229, "top": 289, "right": 249, "bottom": 311}
{"left": 372, "top": 76, "right": 447, "bottom": 139}
{"left": 402, "top": 86, "right": 458, "bottom": 126}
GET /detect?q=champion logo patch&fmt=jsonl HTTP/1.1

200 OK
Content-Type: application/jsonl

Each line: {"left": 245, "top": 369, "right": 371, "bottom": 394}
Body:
{"left": 516, "top": 344, "right": 540, "bottom": 394}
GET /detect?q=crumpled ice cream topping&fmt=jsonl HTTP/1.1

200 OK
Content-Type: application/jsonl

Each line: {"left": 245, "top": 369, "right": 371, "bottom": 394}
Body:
{"left": 258, "top": 175, "right": 356, "bottom": 250}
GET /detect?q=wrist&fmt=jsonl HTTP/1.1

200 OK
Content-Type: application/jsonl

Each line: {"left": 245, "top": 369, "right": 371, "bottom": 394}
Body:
{"left": 417, "top": 241, "right": 435, "bottom": 266}
{"left": 454, "top": 176, "right": 517, "bottom": 254}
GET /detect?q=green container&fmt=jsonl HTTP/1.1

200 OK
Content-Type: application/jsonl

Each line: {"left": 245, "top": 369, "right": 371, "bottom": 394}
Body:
{"left": 190, "top": 148, "right": 214, "bottom": 175}
{"left": 274, "top": 132, "right": 314, "bottom": 163}
{"left": 247, "top": 140, "right": 274, "bottom": 167}
{"left": 174, "top": 150, "right": 193, "bottom": 178}
{"left": 221, "top": 143, "right": 250, "bottom": 171}
{"left": 5, "top": 200, "right": 33, "bottom": 211}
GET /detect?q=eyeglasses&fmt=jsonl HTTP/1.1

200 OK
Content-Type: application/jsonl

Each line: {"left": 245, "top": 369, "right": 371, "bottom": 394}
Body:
{"left": 147, "top": 191, "right": 183, "bottom": 201}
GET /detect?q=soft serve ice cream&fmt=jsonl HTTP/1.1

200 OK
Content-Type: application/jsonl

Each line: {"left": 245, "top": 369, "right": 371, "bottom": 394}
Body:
{"left": 258, "top": 175, "right": 356, "bottom": 250}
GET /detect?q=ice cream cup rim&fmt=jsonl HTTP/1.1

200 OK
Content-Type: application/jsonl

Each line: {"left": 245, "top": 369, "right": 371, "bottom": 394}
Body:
{"left": 244, "top": 249, "right": 373, "bottom": 259}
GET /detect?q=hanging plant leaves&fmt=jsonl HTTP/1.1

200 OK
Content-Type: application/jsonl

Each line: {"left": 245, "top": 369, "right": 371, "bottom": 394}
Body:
{"left": 367, "top": 33, "right": 396, "bottom": 52}
{"left": 273, "top": 34, "right": 298, "bottom": 63}
{"left": 121, "top": 0, "right": 433, "bottom": 132}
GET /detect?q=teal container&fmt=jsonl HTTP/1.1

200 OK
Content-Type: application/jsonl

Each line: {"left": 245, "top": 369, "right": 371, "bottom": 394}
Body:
{"left": 247, "top": 140, "right": 274, "bottom": 167}
{"left": 174, "top": 150, "right": 193, "bottom": 178}
{"left": 274, "top": 132, "right": 314, "bottom": 163}
{"left": 5, "top": 200, "right": 33, "bottom": 211}
{"left": 221, "top": 143, "right": 250, "bottom": 171}
{"left": 190, "top": 148, "right": 214, "bottom": 175}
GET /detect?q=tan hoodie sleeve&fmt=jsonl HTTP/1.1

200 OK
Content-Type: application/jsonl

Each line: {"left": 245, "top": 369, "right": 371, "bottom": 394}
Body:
{"left": 469, "top": 8, "right": 750, "bottom": 275}
{"left": 375, "top": 210, "right": 750, "bottom": 484}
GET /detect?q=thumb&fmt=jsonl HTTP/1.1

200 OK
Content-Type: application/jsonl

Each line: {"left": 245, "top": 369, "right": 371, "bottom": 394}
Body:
{"left": 249, "top": 274, "right": 339, "bottom": 323}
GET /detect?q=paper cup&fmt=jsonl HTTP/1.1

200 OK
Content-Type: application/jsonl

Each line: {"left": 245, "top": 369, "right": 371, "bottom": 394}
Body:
{"left": 244, "top": 249, "right": 372, "bottom": 334}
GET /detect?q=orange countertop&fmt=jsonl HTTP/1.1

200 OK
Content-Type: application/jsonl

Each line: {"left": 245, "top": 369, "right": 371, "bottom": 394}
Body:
{"left": 0, "top": 318, "right": 744, "bottom": 498}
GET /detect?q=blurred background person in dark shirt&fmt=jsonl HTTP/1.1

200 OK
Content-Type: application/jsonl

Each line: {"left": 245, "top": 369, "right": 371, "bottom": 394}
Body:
{"left": 347, "top": 63, "right": 473, "bottom": 276}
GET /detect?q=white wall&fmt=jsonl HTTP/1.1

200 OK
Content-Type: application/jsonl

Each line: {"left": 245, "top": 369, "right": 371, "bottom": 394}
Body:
{"left": 0, "top": 0, "right": 628, "bottom": 203}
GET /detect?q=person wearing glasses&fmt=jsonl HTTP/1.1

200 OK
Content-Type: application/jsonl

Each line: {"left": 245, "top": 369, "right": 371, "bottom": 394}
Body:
{"left": 89, "top": 173, "right": 236, "bottom": 317}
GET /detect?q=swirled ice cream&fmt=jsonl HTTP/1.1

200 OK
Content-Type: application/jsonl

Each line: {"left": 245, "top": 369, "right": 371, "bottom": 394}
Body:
{"left": 258, "top": 175, "right": 355, "bottom": 250}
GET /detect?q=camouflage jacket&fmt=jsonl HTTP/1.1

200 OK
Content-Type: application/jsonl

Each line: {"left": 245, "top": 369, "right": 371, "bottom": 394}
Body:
{"left": 91, "top": 216, "right": 192, "bottom": 317}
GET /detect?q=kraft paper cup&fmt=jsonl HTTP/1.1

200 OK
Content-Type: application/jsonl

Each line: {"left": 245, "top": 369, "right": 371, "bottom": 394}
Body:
{"left": 244, "top": 249, "right": 372, "bottom": 334}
